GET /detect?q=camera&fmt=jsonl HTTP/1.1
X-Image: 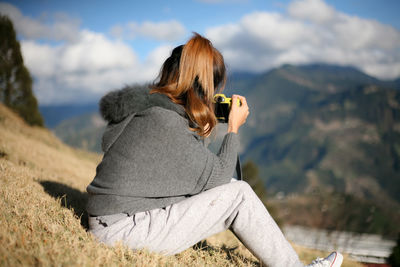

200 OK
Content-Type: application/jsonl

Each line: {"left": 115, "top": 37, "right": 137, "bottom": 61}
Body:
{"left": 213, "top": 94, "right": 241, "bottom": 123}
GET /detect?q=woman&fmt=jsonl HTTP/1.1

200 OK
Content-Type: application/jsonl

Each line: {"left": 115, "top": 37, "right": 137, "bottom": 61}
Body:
{"left": 86, "top": 33, "right": 342, "bottom": 267}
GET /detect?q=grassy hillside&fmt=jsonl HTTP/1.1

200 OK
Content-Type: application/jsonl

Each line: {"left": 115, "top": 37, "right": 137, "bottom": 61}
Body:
{"left": 0, "top": 103, "right": 362, "bottom": 266}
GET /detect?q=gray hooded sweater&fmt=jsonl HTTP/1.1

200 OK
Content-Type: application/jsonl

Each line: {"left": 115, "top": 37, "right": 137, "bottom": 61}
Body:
{"left": 86, "top": 85, "right": 239, "bottom": 216}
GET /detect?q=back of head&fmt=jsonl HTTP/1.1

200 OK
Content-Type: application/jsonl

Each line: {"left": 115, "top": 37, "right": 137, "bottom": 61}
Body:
{"left": 151, "top": 33, "right": 226, "bottom": 137}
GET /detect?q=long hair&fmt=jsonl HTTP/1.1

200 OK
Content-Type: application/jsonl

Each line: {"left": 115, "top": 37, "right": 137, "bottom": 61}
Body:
{"left": 150, "top": 33, "right": 226, "bottom": 137}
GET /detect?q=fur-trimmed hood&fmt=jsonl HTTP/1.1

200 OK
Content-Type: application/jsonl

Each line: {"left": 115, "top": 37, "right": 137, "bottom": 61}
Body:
{"left": 99, "top": 85, "right": 187, "bottom": 124}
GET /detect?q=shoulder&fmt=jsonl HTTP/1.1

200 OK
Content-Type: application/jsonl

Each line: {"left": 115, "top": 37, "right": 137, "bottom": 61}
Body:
{"left": 141, "top": 106, "right": 184, "bottom": 121}
{"left": 143, "top": 106, "right": 181, "bottom": 117}
{"left": 136, "top": 106, "right": 190, "bottom": 132}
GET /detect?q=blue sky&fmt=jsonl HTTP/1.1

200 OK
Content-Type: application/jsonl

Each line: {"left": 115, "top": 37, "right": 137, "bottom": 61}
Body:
{"left": 1, "top": 0, "right": 400, "bottom": 104}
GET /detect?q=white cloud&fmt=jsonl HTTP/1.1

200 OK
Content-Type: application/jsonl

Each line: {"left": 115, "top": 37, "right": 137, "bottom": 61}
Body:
{"left": 110, "top": 20, "right": 186, "bottom": 42}
{"left": 0, "top": 2, "right": 80, "bottom": 42}
{"left": 141, "top": 45, "right": 175, "bottom": 78}
{"left": 206, "top": 0, "right": 400, "bottom": 79}
{"left": 21, "top": 31, "right": 172, "bottom": 104}
{"left": 129, "top": 20, "right": 186, "bottom": 41}
{"left": 21, "top": 41, "right": 59, "bottom": 77}
{"left": 288, "top": 0, "right": 336, "bottom": 24}
{"left": 109, "top": 24, "right": 125, "bottom": 39}
{"left": 58, "top": 30, "right": 136, "bottom": 73}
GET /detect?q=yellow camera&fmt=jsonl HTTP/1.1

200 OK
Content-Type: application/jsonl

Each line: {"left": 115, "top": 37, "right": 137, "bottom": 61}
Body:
{"left": 213, "top": 94, "right": 240, "bottom": 123}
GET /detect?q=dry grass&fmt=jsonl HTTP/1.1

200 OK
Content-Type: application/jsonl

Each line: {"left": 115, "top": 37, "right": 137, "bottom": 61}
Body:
{"left": 0, "top": 104, "right": 363, "bottom": 266}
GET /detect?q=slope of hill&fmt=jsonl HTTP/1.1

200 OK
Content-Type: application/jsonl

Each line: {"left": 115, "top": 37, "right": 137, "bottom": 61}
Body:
{"left": 0, "top": 103, "right": 362, "bottom": 266}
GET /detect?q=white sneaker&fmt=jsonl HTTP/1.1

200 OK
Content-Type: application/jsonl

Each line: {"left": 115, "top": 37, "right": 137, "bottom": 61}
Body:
{"left": 305, "top": 252, "right": 343, "bottom": 267}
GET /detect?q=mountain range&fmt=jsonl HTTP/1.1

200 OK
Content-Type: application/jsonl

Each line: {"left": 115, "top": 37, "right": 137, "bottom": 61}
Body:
{"left": 224, "top": 64, "right": 400, "bottom": 200}
{"left": 41, "top": 64, "right": 400, "bottom": 236}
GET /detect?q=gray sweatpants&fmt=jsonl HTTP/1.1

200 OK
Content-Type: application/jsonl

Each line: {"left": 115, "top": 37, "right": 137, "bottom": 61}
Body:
{"left": 88, "top": 180, "right": 303, "bottom": 267}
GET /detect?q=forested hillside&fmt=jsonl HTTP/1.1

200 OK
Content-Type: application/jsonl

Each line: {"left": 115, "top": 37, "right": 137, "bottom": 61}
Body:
{"left": 0, "top": 15, "right": 43, "bottom": 126}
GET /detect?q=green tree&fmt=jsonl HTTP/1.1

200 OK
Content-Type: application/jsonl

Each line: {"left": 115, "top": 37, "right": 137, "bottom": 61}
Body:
{"left": 0, "top": 15, "right": 43, "bottom": 126}
{"left": 242, "top": 160, "right": 281, "bottom": 225}
{"left": 242, "top": 161, "right": 267, "bottom": 200}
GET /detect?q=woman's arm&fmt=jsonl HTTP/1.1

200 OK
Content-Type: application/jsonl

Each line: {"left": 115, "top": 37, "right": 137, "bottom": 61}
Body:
{"left": 201, "top": 95, "right": 249, "bottom": 190}
{"left": 228, "top": 94, "right": 250, "bottom": 134}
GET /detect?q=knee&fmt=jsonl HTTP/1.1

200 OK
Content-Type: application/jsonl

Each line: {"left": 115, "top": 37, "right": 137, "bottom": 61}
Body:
{"left": 230, "top": 180, "right": 254, "bottom": 195}
{"left": 213, "top": 180, "right": 256, "bottom": 203}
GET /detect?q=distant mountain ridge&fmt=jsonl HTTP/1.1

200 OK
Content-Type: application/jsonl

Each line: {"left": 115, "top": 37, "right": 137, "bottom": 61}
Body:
{"left": 223, "top": 64, "right": 400, "bottom": 197}
{"left": 39, "top": 103, "right": 98, "bottom": 128}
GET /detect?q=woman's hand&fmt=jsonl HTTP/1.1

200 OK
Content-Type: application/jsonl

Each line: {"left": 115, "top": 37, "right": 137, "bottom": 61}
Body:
{"left": 228, "top": 95, "right": 249, "bottom": 134}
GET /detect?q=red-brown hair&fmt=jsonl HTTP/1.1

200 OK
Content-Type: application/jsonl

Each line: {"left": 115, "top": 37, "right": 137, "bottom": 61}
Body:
{"left": 150, "top": 33, "right": 226, "bottom": 137}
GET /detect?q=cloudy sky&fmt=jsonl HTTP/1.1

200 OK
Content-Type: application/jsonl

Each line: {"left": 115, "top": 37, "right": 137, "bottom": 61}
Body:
{"left": 1, "top": 0, "right": 400, "bottom": 104}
